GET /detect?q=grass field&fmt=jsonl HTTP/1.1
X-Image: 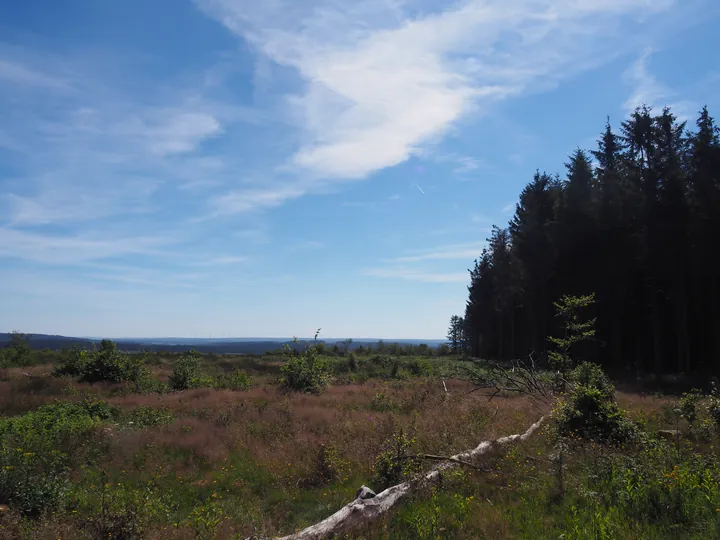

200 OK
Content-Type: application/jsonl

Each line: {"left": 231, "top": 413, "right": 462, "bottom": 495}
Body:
{"left": 1, "top": 350, "right": 719, "bottom": 539}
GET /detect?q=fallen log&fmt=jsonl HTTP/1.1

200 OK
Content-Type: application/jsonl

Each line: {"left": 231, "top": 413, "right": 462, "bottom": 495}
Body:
{"left": 275, "top": 416, "right": 545, "bottom": 540}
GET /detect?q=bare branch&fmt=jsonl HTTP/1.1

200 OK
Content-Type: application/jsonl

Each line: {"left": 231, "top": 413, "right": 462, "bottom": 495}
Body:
{"left": 272, "top": 416, "right": 545, "bottom": 540}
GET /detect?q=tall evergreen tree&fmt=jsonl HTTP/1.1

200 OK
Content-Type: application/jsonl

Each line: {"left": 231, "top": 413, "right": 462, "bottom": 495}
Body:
{"left": 461, "top": 105, "right": 720, "bottom": 377}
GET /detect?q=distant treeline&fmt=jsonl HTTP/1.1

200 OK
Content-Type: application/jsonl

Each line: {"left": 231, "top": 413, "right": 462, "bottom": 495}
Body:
{"left": 463, "top": 106, "right": 720, "bottom": 377}
{"left": 0, "top": 333, "right": 451, "bottom": 359}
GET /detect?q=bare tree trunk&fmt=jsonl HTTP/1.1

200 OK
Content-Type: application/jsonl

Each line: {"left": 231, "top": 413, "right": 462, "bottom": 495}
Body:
{"left": 273, "top": 417, "right": 545, "bottom": 540}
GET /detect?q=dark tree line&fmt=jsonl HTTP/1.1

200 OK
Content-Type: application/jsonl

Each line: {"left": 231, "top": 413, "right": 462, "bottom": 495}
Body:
{"left": 462, "top": 106, "right": 720, "bottom": 377}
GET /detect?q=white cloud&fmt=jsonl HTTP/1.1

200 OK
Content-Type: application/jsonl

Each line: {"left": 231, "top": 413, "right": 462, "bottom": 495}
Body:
{"left": 363, "top": 267, "right": 467, "bottom": 283}
{"left": 234, "top": 227, "right": 271, "bottom": 244}
{"left": 198, "top": 0, "right": 678, "bottom": 212}
{"left": 622, "top": 48, "right": 696, "bottom": 119}
{"left": 432, "top": 152, "right": 483, "bottom": 173}
{"left": 471, "top": 213, "right": 490, "bottom": 223}
{"left": 210, "top": 185, "right": 306, "bottom": 214}
{"left": 386, "top": 241, "right": 485, "bottom": 264}
{"left": 196, "top": 255, "right": 248, "bottom": 266}
{"left": 0, "top": 228, "right": 168, "bottom": 265}
{"left": 0, "top": 58, "right": 70, "bottom": 90}
{"left": 289, "top": 240, "right": 324, "bottom": 251}
{"left": 501, "top": 202, "right": 516, "bottom": 214}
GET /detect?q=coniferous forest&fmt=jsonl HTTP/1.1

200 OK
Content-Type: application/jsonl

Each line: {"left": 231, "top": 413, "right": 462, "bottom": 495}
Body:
{"left": 463, "top": 105, "right": 720, "bottom": 377}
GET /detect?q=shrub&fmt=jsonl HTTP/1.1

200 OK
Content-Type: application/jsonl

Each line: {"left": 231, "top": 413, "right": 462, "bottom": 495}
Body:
{"left": 369, "top": 354, "right": 393, "bottom": 368}
{"left": 0, "top": 332, "right": 31, "bottom": 368}
{"left": 556, "top": 385, "right": 638, "bottom": 444}
{"left": 214, "top": 369, "right": 252, "bottom": 391}
{"left": 303, "top": 444, "right": 349, "bottom": 487}
{"left": 678, "top": 389, "right": 703, "bottom": 425}
{"left": 81, "top": 341, "right": 149, "bottom": 384}
{"left": 75, "top": 479, "right": 170, "bottom": 540}
{"left": 348, "top": 352, "right": 359, "bottom": 372}
{"left": 570, "top": 362, "right": 614, "bottom": 399}
{"left": 281, "top": 338, "right": 330, "bottom": 393}
{"left": 0, "top": 447, "right": 68, "bottom": 517}
{"left": 374, "top": 430, "right": 421, "bottom": 489}
{"left": 169, "top": 351, "right": 213, "bottom": 391}
{"left": 53, "top": 347, "right": 90, "bottom": 378}
{"left": 0, "top": 399, "right": 116, "bottom": 516}
{"left": 408, "top": 358, "right": 432, "bottom": 377}
{"left": 185, "top": 499, "right": 226, "bottom": 540}
{"left": 125, "top": 406, "right": 175, "bottom": 429}
{"left": 707, "top": 391, "right": 720, "bottom": 427}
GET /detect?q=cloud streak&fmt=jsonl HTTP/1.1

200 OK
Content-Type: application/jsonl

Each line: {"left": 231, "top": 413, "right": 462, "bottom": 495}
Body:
{"left": 0, "top": 228, "right": 169, "bottom": 265}
{"left": 198, "top": 0, "right": 678, "bottom": 213}
{"left": 622, "top": 48, "right": 696, "bottom": 119}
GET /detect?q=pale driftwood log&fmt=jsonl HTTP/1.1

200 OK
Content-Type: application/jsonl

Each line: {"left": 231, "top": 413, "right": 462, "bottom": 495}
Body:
{"left": 275, "top": 416, "right": 545, "bottom": 540}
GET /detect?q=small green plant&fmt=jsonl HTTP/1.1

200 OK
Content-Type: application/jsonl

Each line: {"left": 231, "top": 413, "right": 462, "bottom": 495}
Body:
{"left": 76, "top": 476, "right": 170, "bottom": 540}
{"left": 707, "top": 386, "right": 720, "bottom": 427}
{"left": 214, "top": 369, "right": 252, "bottom": 391}
{"left": 303, "top": 443, "right": 349, "bottom": 487}
{"left": 369, "top": 354, "right": 393, "bottom": 368}
{"left": 548, "top": 294, "right": 596, "bottom": 387}
{"left": 52, "top": 347, "right": 90, "bottom": 378}
{"left": 407, "top": 358, "right": 432, "bottom": 377}
{"left": 678, "top": 389, "right": 703, "bottom": 425}
{"left": 0, "top": 332, "right": 31, "bottom": 368}
{"left": 185, "top": 498, "right": 225, "bottom": 540}
{"left": 81, "top": 340, "right": 150, "bottom": 384}
{"left": 348, "top": 351, "right": 359, "bottom": 372}
{"left": 370, "top": 389, "right": 397, "bottom": 412}
{"left": 555, "top": 384, "right": 638, "bottom": 444}
{"left": 54, "top": 341, "right": 152, "bottom": 386}
{"left": 281, "top": 330, "right": 330, "bottom": 393}
{"left": 125, "top": 406, "right": 175, "bottom": 429}
{"left": 169, "top": 350, "right": 213, "bottom": 391}
{"left": 570, "top": 362, "right": 614, "bottom": 399}
{"left": 374, "top": 429, "right": 421, "bottom": 489}
{"left": 0, "top": 399, "right": 117, "bottom": 516}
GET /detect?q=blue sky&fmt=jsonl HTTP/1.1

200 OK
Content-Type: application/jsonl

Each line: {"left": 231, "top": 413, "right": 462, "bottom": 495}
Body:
{"left": 1, "top": 0, "right": 719, "bottom": 339}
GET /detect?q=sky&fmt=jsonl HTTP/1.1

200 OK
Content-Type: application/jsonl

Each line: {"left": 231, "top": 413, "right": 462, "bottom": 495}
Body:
{"left": 1, "top": 0, "right": 719, "bottom": 340}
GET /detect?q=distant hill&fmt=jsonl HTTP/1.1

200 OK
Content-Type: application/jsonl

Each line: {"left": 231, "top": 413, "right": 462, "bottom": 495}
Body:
{"left": 0, "top": 333, "right": 446, "bottom": 354}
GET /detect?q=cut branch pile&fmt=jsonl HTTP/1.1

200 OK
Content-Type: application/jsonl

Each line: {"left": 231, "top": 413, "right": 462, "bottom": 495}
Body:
{"left": 272, "top": 416, "right": 545, "bottom": 540}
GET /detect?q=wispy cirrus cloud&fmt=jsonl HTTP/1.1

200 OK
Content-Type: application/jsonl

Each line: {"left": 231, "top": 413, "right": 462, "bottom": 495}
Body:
{"left": 197, "top": 0, "right": 681, "bottom": 213}
{"left": 365, "top": 241, "right": 484, "bottom": 283}
{"left": 0, "top": 228, "right": 170, "bottom": 265}
{"left": 622, "top": 48, "right": 696, "bottom": 119}
{"left": 501, "top": 202, "right": 516, "bottom": 214}
{"left": 0, "top": 46, "right": 258, "bottom": 230}
{"left": 385, "top": 242, "right": 485, "bottom": 264}
{"left": 363, "top": 267, "right": 468, "bottom": 283}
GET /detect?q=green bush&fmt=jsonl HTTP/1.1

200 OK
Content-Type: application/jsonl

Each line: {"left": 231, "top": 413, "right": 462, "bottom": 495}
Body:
{"left": 589, "top": 447, "right": 720, "bottom": 531}
{"left": 407, "top": 358, "right": 432, "bottom": 377}
{"left": 0, "top": 332, "right": 31, "bottom": 368}
{"left": 281, "top": 340, "right": 329, "bottom": 393}
{"left": 81, "top": 341, "right": 149, "bottom": 384}
{"left": 125, "top": 406, "right": 175, "bottom": 429}
{"left": 214, "top": 369, "right": 252, "bottom": 391}
{"left": 570, "top": 362, "right": 614, "bottom": 399}
{"left": 54, "top": 341, "right": 151, "bottom": 386}
{"left": 374, "top": 430, "right": 422, "bottom": 489}
{"left": 707, "top": 392, "right": 720, "bottom": 427}
{"left": 556, "top": 385, "right": 638, "bottom": 444}
{"left": 0, "top": 399, "right": 116, "bottom": 516}
{"left": 74, "top": 479, "right": 170, "bottom": 540}
{"left": 53, "top": 347, "right": 90, "bottom": 378}
{"left": 369, "top": 354, "right": 393, "bottom": 368}
{"left": 348, "top": 352, "right": 359, "bottom": 372}
{"left": 679, "top": 389, "right": 703, "bottom": 424}
{"left": 302, "top": 443, "right": 349, "bottom": 487}
{"left": 169, "top": 350, "right": 213, "bottom": 391}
